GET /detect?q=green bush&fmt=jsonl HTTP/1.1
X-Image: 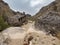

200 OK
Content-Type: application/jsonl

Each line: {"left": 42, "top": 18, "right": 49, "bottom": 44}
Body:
{"left": 0, "top": 16, "right": 9, "bottom": 31}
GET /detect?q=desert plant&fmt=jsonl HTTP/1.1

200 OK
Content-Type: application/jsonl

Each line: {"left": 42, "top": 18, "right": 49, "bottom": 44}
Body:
{"left": 0, "top": 16, "right": 9, "bottom": 31}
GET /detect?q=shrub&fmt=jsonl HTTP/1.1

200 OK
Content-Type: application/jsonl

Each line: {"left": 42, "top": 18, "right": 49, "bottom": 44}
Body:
{"left": 0, "top": 16, "right": 9, "bottom": 31}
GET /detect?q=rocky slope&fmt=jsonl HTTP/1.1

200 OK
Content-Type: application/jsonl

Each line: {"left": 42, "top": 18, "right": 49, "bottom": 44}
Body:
{"left": 34, "top": 0, "right": 60, "bottom": 38}
{"left": 35, "top": 11, "right": 60, "bottom": 37}
{"left": 0, "top": 0, "right": 31, "bottom": 31}
{"left": 34, "top": 0, "right": 60, "bottom": 19}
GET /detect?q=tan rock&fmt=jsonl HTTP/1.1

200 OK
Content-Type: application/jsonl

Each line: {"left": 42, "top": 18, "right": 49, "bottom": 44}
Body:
{"left": 1, "top": 26, "right": 60, "bottom": 45}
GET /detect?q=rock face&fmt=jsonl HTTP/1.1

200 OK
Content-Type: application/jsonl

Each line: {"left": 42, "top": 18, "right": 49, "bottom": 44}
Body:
{"left": 0, "top": 27, "right": 60, "bottom": 45}
{"left": 34, "top": 0, "right": 60, "bottom": 37}
{"left": 35, "top": 12, "right": 60, "bottom": 36}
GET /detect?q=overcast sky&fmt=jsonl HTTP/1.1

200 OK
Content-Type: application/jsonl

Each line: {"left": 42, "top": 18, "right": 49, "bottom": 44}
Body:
{"left": 3, "top": 0, "right": 55, "bottom": 15}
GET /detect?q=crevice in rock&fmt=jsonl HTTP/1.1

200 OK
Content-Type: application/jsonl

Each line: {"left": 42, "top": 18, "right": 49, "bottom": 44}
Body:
{"left": 24, "top": 36, "right": 33, "bottom": 45}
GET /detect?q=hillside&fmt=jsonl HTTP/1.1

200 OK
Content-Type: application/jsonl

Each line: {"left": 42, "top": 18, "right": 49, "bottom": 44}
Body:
{"left": 0, "top": 0, "right": 31, "bottom": 31}
{"left": 34, "top": 0, "right": 60, "bottom": 19}
{"left": 34, "top": 0, "right": 60, "bottom": 39}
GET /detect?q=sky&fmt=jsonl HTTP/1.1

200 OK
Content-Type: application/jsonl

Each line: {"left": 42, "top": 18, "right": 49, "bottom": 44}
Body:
{"left": 3, "top": 0, "right": 55, "bottom": 15}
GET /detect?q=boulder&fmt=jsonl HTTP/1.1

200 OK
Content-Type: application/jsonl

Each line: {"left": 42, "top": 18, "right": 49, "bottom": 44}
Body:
{"left": 0, "top": 27, "right": 60, "bottom": 45}
{"left": 1, "top": 27, "right": 26, "bottom": 45}
{"left": 7, "top": 15, "right": 27, "bottom": 26}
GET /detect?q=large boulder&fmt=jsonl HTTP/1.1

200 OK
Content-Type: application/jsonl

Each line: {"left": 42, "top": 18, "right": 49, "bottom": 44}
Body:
{"left": 0, "top": 27, "right": 60, "bottom": 45}
{"left": 1, "top": 27, "right": 26, "bottom": 45}
{"left": 7, "top": 14, "right": 27, "bottom": 26}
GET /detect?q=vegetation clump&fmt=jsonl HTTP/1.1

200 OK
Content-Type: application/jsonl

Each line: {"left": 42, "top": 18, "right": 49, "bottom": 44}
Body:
{"left": 0, "top": 16, "right": 9, "bottom": 31}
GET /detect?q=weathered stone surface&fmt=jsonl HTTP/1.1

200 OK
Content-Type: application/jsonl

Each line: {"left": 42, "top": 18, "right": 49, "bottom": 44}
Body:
{"left": 7, "top": 14, "right": 27, "bottom": 26}
{"left": 1, "top": 27, "right": 26, "bottom": 45}
{"left": 0, "top": 27, "right": 60, "bottom": 45}
{"left": 0, "top": 33, "right": 4, "bottom": 45}
{"left": 34, "top": 0, "right": 60, "bottom": 38}
{"left": 35, "top": 11, "right": 60, "bottom": 36}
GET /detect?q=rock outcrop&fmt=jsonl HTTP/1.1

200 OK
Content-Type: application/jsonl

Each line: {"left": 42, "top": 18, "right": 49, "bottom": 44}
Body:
{"left": 7, "top": 12, "right": 28, "bottom": 26}
{"left": 0, "top": 26, "right": 60, "bottom": 45}
{"left": 35, "top": 12, "right": 60, "bottom": 36}
{"left": 34, "top": 0, "right": 60, "bottom": 37}
{"left": 34, "top": 0, "right": 60, "bottom": 19}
